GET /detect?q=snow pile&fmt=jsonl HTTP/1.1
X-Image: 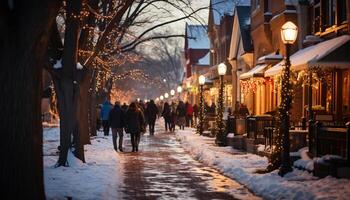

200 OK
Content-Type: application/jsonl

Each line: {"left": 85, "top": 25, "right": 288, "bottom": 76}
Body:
{"left": 53, "top": 59, "right": 62, "bottom": 69}
{"left": 44, "top": 128, "right": 122, "bottom": 200}
{"left": 176, "top": 129, "right": 350, "bottom": 200}
{"left": 293, "top": 147, "right": 314, "bottom": 171}
{"left": 76, "top": 62, "right": 83, "bottom": 70}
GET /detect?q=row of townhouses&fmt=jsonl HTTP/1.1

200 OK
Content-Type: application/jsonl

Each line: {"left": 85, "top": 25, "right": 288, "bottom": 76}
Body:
{"left": 182, "top": 0, "right": 350, "bottom": 178}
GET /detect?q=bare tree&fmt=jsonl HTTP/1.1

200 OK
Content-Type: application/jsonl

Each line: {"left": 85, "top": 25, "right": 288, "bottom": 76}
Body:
{"left": 47, "top": 0, "right": 208, "bottom": 166}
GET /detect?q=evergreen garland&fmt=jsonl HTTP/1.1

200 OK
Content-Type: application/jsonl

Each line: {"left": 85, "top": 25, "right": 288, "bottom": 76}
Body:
{"left": 197, "top": 85, "right": 205, "bottom": 135}
{"left": 215, "top": 76, "right": 226, "bottom": 146}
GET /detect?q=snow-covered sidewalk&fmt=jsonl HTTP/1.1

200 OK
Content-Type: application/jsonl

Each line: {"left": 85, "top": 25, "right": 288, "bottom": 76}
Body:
{"left": 43, "top": 128, "right": 123, "bottom": 200}
{"left": 176, "top": 128, "right": 350, "bottom": 200}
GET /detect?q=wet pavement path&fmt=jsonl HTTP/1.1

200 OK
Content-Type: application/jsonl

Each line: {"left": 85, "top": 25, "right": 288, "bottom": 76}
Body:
{"left": 119, "top": 130, "right": 260, "bottom": 200}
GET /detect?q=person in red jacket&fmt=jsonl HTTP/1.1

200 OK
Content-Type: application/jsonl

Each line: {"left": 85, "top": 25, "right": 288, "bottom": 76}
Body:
{"left": 186, "top": 102, "right": 193, "bottom": 127}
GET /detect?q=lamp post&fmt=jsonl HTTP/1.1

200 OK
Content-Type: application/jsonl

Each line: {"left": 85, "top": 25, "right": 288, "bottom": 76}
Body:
{"left": 177, "top": 86, "right": 182, "bottom": 100}
{"left": 198, "top": 75, "right": 206, "bottom": 135}
{"left": 279, "top": 21, "right": 298, "bottom": 176}
{"left": 160, "top": 95, "right": 164, "bottom": 101}
{"left": 164, "top": 93, "right": 169, "bottom": 99}
{"left": 216, "top": 62, "right": 227, "bottom": 146}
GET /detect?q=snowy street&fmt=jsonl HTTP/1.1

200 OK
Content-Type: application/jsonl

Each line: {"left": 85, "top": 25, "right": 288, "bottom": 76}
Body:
{"left": 43, "top": 121, "right": 260, "bottom": 200}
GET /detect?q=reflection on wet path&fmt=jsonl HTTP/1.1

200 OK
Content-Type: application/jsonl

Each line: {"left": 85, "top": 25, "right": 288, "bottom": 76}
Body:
{"left": 119, "top": 131, "right": 260, "bottom": 200}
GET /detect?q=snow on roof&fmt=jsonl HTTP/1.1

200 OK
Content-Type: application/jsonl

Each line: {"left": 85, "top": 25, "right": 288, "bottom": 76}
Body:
{"left": 265, "top": 35, "right": 350, "bottom": 77}
{"left": 257, "top": 52, "right": 283, "bottom": 64}
{"left": 187, "top": 25, "right": 209, "bottom": 49}
{"left": 211, "top": 0, "right": 250, "bottom": 25}
{"left": 198, "top": 52, "right": 210, "bottom": 65}
{"left": 240, "top": 64, "right": 268, "bottom": 80}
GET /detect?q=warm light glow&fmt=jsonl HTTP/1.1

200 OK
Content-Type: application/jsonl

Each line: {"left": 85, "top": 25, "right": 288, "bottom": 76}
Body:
{"left": 160, "top": 95, "right": 164, "bottom": 100}
{"left": 218, "top": 63, "right": 227, "bottom": 75}
{"left": 156, "top": 98, "right": 160, "bottom": 101}
{"left": 137, "top": 98, "right": 140, "bottom": 102}
{"left": 164, "top": 93, "right": 169, "bottom": 98}
{"left": 177, "top": 86, "right": 182, "bottom": 93}
{"left": 199, "top": 75, "right": 205, "bottom": 85}
{"left": 281, "top": 21, "right": 298, "bottom": 44}
{"left": 163, "top": 79, "right": 166, "bottom": 82}
{"left": 186, "top": 81, "right": 191, "bottom": 89}
{"left": 170, "top": 89, "right": 175, "bottom": 96}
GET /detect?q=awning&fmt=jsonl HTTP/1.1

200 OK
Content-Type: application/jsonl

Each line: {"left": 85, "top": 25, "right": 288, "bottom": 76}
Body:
{"left": 265, "top": 35, "right": 350, "bottom": 77}
{"left": 239, "top": 64, "right": 268, "bottom": 80}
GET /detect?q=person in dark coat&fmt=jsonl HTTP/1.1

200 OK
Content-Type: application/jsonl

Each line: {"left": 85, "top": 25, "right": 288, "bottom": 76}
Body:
{"left": 145, "top": 99, "right": 158, "bottom": 135}
{"left": 176, "top": 101, "right": 186, "bottom": 130}
{"left": 125, "top": 102, "right": 145, "bottom": 152}
{"left": 101, "top": 99, "right": 113, "bottom": 136}
{"left": 108, "top": 101, "right": 125, "bottom": 152}
{"left": 162, "top": 102, "right": 171, "bottom": 131}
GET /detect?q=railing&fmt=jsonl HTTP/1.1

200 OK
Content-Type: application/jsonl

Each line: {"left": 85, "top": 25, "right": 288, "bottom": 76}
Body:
{"left": 246, "top": 115, "right": 275, "bottom": 140}
{"left": 314, "top": 122, "right": 350, "bottom": 163}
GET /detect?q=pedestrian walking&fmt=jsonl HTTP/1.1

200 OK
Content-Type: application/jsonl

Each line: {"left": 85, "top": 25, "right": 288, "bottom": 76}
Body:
{"left": 108, "top": 101, "right": 125, "bottom": 152}
{"left": 170, "top": 104, "right": 177, "bottom": 132}
{"left": 125, "top": 102, "right": 145, "bottom": 152}
{"left": 145, "top": 99, "right": 158, "bottom": 135}
{"left": 162, "top": 102, "right": 171, "bottom": 131}
{"left": 186, "top": 102, "right": 193, "bottom": 127}
{"left": 101, "top": 99, "right": 113, "bottom": 136}
{"left": 176, "top": 101, "right": 186, "bottom": 130}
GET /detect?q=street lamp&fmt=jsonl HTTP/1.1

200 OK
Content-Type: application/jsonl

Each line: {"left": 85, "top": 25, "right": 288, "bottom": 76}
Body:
{"left": 156, "top": 97, "right": 160, "bottom": 102}
{"left": 216, "top": 63, "right": 227, "bottom": 146}
{"left": 197, "top": 75, "right": 206, "bottom": 135}
{"left": 164, "top": 93, "right": 169, "bottom": 99}
{"left": 160, "top": 95, "right": 164, "bottom": 101}
{"left": 170, "top": 89, "right": 175, "bottom": 99}
{"left": 177, "top": 86, "right": 182, "bottom": 100}
{"left": 279, "top": 21, "right": 298, "bottom": 177}
{"left": 177, "top": 86, "right": 182, "bottom": 93}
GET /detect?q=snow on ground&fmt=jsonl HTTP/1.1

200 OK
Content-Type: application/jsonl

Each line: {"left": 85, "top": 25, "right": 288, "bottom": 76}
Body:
{"left": 176, "top": 128, "right": 350, "bottom": 200}
{"left": 44, "top": 128, "right": 122, "bottom": 200}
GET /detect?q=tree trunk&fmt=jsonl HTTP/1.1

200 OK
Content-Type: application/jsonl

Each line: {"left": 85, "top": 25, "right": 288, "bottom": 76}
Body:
{"left": 77, "top": 68, "right": 92, "bottom": 144}
{"left": 55, "top": 0, "right": 85, "bottom": 166}
{"left": 0, "top": 1, "right": 60, "bottom": 199}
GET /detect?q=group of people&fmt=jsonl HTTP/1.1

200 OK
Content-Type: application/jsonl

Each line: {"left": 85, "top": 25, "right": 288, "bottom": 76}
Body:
{"left": 100, "top": 99, "right": 159, "bottom": 152}
{"left": 161, "top": 101, "right": 199, "bottom": 132}
{"left": 99, "top": 98, "right": 204, "bottom": 152}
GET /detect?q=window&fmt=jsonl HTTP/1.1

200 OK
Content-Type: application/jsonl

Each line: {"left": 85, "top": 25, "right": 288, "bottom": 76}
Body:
{"left": 338, "top": 0, "right": 347, "bottom": 24}
{"left": 314, "top": 2, "right": 321, "bottom": 32}
{"left": 324, "top": 0, "right": 336, "bottom": 27}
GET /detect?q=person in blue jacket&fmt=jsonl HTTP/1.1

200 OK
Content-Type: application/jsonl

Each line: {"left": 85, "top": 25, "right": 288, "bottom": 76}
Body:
{"left": 101, "top": 99, "right": 113, "bottom": 136}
